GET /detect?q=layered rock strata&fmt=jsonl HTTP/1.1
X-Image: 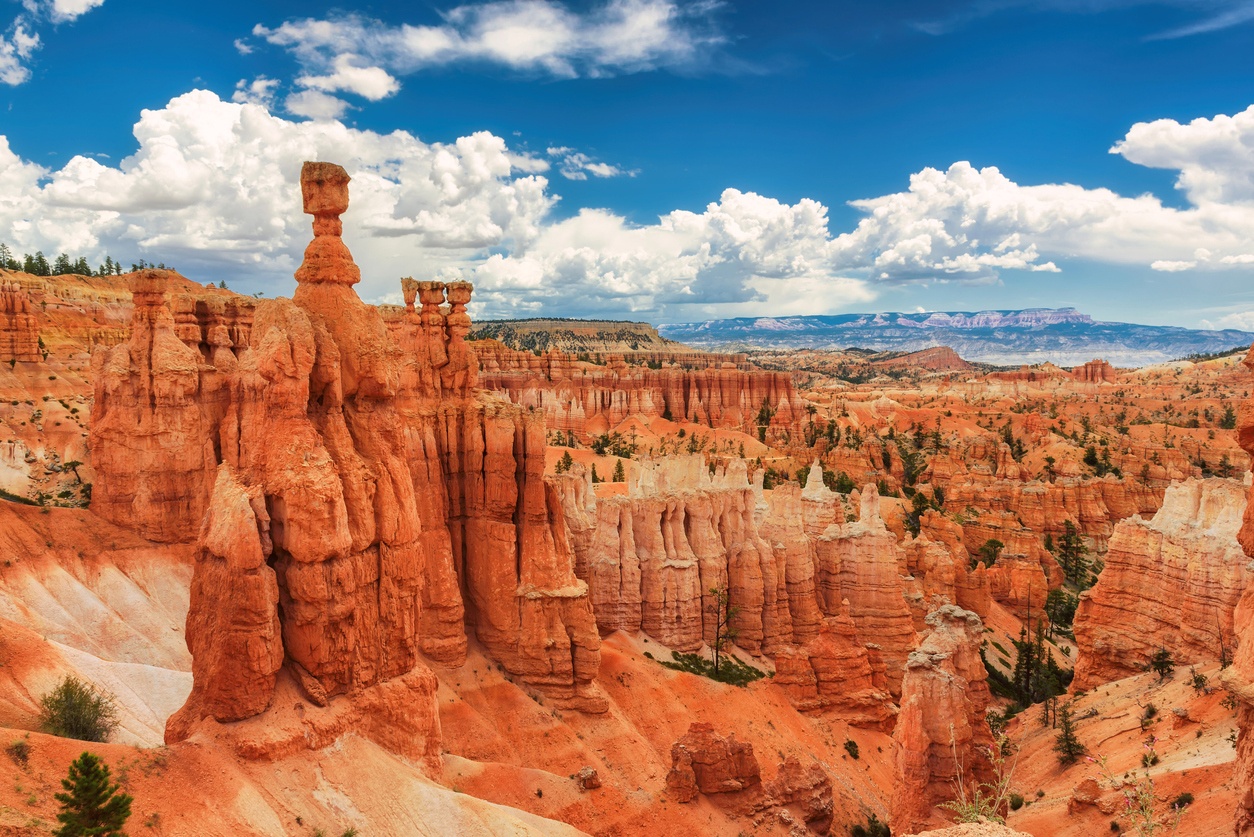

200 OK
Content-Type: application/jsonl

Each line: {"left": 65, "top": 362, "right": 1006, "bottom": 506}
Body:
{"left": 475, "top": 340, "right": 805, "bottom": 440}
{"left": 1074, "top": 477, "right": 1251, "bottom": 690}
{"left": 0, "top": 276, "right": 41, "bottom": 362}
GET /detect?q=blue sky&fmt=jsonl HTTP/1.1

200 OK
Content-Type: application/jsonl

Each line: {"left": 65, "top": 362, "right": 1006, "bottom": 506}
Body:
{"left": 2, "top": 0, "right": 1254, "bottom": 328}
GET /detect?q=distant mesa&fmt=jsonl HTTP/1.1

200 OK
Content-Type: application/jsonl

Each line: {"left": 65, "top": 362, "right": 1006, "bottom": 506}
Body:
{"left": 658, "top": 307, "right": 1254, "bottom": 367}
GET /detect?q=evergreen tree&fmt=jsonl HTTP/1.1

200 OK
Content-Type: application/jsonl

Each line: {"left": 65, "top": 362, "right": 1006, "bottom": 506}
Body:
{"left": 53, "top": 751, "right": 133, "bottom": 837}
{"left": 554, "top": 450, "right": 573, "bottom": 474}
{"left": 612, "top": 459, "right": 625, "bottom": 482}
{"left": 1149, "top": 647, "right": 1176, "bottom": 681}
{"left": 1056, "top": 520, "right": 1090, "bottom": 587}
{"left": 1221, "top": 405, "right": 1238, "bottom": 430}
{"left": 1053, "top": 704, "right": 1086, "bottom": 765}
{"left": 0, "top": 243, "right": 17, "bottom": 270}
{"left": 53, "top": 253, "right": 73, "bottom": 275}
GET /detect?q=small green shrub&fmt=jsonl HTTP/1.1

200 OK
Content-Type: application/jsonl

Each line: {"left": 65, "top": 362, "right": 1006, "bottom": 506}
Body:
{"left": 850, "top": 813, "right": 891, "bottom": 837}
{"left": 1009, "top": 792, "right": 1024, "bottom": 811}
{"left": 657, "top": 650, "right": 765, "bottom": 687}
{"left": 1171, "top": 792, "right": 1194, "bottom": 809}
{"left": 6, "top": 737, "right": 30, "bottom": 766}
{"left": 38, "top": 676, "right": 119, "bottom": 743}
{"left": 844, "top": 739, "right": 860, "bottom": 760}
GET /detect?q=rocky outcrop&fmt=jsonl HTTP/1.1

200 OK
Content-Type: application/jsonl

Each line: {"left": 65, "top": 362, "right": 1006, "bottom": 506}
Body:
{"left": 892, "top": 606, "right": 994, "bottom": 834}
{"left": 0, "top": 276, "right": 41, "bottom": 362}
{"left": 1074, "top": 478, "right": 1251, "bottom": 690}
{"left": 1071, "top": 359, "right": 1117, "bottom": 383}
{"left": 666, "top": 722, "right": 762, "bottom": 802}
{"left": 815, "top": 488, "right": 918, "bottom": 696}
{"left": 88, "top": 162, "right": 606, "bottom": 750}
{"left": 772, "top": 611, "right": 897, "bottom": 729}
{"left": 89, "top": 270, "right": 219, "bottom": 542}
{"left": 475, "top": 340, "right": 805, "bottom": 440}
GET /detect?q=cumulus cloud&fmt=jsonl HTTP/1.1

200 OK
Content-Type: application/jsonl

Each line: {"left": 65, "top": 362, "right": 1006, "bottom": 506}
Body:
{"left": 251, "top": 0, "right": 726, "bottom": 114}
{"left": 41, "top": 0, "right": 107, "bottom": 23}
{"left": 546, "top": 146, "right": 637, "bottom": 180}
{"left": 296, "top": 54, "right": 400, "bottom": 100}
{"left": 284, "top": 89, "right": 351, "bottom": 120}
{"left": 472, "top": 189, "right": 875, "bottom": 318}
{"left": 1201, "top": 310, "right": 1254, "bottom": 331}
{"left": 2, "top": 0, "right": 105, "bottom": 84}
{"left": 830, "top": 106, "right": 1254, "bottom": 284}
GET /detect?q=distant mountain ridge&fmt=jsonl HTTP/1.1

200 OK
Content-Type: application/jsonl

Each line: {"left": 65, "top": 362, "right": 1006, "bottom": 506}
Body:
{"left": 657, "top": 308, "right": 1253, "bottom": 367}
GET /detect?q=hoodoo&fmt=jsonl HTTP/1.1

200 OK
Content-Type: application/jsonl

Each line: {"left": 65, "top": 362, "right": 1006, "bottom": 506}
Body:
{"left": 88, "top": 162, "right": 609, "bottom": 753}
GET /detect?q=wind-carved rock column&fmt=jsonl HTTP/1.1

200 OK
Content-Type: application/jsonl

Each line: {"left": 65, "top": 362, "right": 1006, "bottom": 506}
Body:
{"left": 442, "top": 280, "right": 477, "bottom": 391}
{"left": 1, "top": 277, "right": 42, "bottom": 362}
{"left": 418, "top": 281, "right": 448, "bottom": 369}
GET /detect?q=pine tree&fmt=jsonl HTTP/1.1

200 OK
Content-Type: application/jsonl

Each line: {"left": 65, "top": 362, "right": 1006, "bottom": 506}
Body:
{"left": 1149, "top": 647, "right": 1176, "bottom": 681}
{"left": 612, "top": 459, "right": 625, "bottom": 482}
{"left": 53, "top": 751, "right": 133, "bottom": 837}
{"left": 1056, "top": 520, "right": 1090, "bottom": 587}
{"left": 1053, "top": 704, "right": 1086, "bottom": 765}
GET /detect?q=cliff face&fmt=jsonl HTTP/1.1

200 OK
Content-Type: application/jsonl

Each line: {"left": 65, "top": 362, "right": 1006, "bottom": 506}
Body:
{"left": 89, "top": 163, "right": 605, "bottom": 752}
{"left": 1223, "top": 346, "right": 1254, "bottom": 836}
{"left": 474, "top": 339, "right": 805, "bottom": 441}
{"left": 892, "top": 606, "right": 994, "bottom": 834}
{"left": 1074, "top": 478, "right": 1250, "bottom": 690}
{"left": 0, "top": 276, "right": 41, "bottom": 362}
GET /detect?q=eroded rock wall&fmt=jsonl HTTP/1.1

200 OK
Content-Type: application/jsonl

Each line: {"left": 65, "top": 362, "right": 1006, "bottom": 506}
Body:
{"left": 1074, "top": 478, "right": 1250, "bottom": 690}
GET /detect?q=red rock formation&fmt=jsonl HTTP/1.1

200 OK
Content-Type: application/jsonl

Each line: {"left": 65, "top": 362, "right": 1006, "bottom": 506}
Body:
{"left": 666, "top": 721, "right": 762, "bottom": 802}
{"left": 815, "top": 487, "right": 918, "bottom": 696}
{"left": 1221, "top": 345, "right": 1254, "bottom": 836}
{"left": 1071, "top": 358, "right": 1117, "bottom": 383}
{"left": 0, "top": 276, "right": 41, "bottom": 362}
{"left": 772, "top": 611, "right": 897, "bottom": 730}
{"left": 1074, "top": 478, "right": 1250, "bottom": 690}
{"left": 87, "top": 163, "right": 607, "bottom": 748}
{"left": 475, "top": 339, "right": 805, "bottom": 440}
{"left": 892, "top": 605, "right": 994, "bottom": 833}
{"left": 90, "top": 270, "right": 218, "bottom": 542}
{"left": 166, "top": 466, "right": 283, "bottom": 738}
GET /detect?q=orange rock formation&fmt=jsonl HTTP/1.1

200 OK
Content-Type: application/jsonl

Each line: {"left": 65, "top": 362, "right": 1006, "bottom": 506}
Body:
{"left": 87, "top": 163, "right": 607, "bottom": 753}
{"left": 1074, "top": 477, "right": 1250, "bottom": 690}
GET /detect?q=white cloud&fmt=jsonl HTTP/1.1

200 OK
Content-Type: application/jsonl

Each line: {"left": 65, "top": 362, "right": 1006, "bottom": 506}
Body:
{"left": 233, "top": 38, "right": 253, "bottom": 55}
{"left": 1150, "top": 260, "right": 1195, "bottom": 272}
{"left": 830, "top": 104, "right": 1254, "bottom": 284}
{"left": 296, "top": 54, "right": 400, "bottom": 100}
{"left": 545, "top": 146, "right": 636, "bottom": 180}
{"left": 284, "top": 89, "right": 351, "bottom": 120}
{"left": 252, "top": 0, "right": 726, "bottom": 108}
{"left": 44, "top": 0, "right": 106, "bottom": 23}
{"left": 1200, "top": 311, "right": 1254, "bottom": 331}
{"left": 231, "top": 76, "right": 279, "bottom": 108}
{"left": 0, "top": 22, "right": 40, "bottom": 86}
{"left": 1112, "top": 104, "right": 1254, "bottom": 205}
{"left": 2, "top": 0, "right": 106, "bottom": 84}
{"left": 472, "top": 189, "right": 875, "bottom": 318}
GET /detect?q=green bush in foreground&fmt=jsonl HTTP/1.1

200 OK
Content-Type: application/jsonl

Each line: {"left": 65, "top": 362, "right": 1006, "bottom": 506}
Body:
{"left": 39, "top": 676, "right": 119, "bottom": 743}
{"left": 657, "top": 650, "right": 766, "bottom": 687}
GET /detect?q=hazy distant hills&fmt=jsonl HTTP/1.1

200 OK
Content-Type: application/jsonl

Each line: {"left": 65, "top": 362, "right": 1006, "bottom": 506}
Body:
{"left": 657, "top": 308, "right": 1254, "bottom": 367}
